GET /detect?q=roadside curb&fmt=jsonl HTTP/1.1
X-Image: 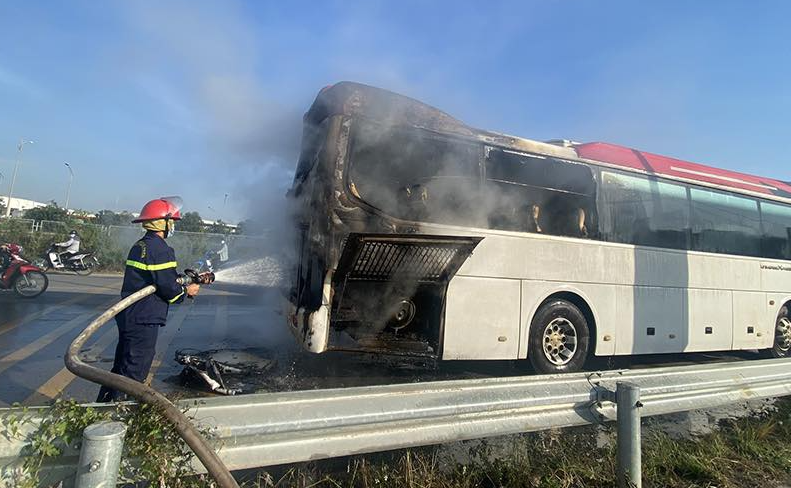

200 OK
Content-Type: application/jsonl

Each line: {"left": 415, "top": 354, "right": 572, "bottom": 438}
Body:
{"left": 43, "top": 271, "right": 123, "bottom": 278}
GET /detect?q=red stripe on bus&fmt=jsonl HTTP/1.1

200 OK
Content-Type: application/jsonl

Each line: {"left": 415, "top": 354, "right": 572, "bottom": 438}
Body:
{"left": 574, "top": 142, "right": 791, "bottom": 198}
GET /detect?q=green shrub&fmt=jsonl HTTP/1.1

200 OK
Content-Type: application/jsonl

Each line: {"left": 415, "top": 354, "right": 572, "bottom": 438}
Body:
{"left": 0, "top": 218, "right": 238, "bottom": 273}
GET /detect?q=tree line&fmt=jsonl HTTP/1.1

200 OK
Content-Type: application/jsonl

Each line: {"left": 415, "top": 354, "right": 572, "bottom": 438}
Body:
{"left": 12, "top": 204, "right": 251, "bottom": 235}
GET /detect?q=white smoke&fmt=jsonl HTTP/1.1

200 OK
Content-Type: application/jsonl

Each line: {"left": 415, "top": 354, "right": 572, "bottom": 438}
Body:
{"left": 115, "top": 0, "right": 302, "bottom": 226}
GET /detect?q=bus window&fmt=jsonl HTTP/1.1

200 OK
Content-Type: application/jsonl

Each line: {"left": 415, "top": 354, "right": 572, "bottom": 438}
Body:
{"left": 760, "top": 201, "right": 791, "bottom": 260}
{"left": 484, "top": 149, "right": 597, "bottom": 237}
{"left": 348, "top": 121, "right": 482, "bottom": 226}
{"left": 599, "top": 171, "right": 690, "bottom": 250}
{"left": 690, "top": 188, "right": 762, "bottom": 257}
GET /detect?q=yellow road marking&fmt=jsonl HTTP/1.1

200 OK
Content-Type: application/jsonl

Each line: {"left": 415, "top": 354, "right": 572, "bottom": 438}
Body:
{"left": 144, "top": 303, "right": 191, "bottom": 385}
{"left": 211, "top": 295, "right": 229, "bottom": 344}
{"left": 0, "top": 293, "right": 90, "bottom": 337}
{"left": 23, "top": 326, "right": 119, "bottom": 405}
{"left": 24, "top": 369, "right": 75, "bottom": 406}
{"left": 0, "top": 298, "right": 115, "bottom": 376}
{"left": 0, "top": 318, "right": 23, "bottom": 336}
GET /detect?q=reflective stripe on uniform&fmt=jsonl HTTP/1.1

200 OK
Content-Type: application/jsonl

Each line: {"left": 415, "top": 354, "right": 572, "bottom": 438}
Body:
{"left": 125, "top": 260, "right": 177, "bottom": 271}
{"left": 168, "top": 290, "right": 185, "bottom": 303}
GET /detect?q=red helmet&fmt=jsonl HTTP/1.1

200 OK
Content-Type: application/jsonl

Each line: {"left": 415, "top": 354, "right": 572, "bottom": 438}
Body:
{"left": 7, "top": 244, "right": 22, "bottom": 255}
{"left": 132, "top": 196, "right": 183, "bottom": 223}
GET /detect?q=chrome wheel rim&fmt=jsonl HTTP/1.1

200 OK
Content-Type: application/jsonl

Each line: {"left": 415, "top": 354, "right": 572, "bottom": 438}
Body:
{"left": 776, "top": 317, "right": 791, "bottom": 352}
{"left": 542, "top": 317, "right": 578, "bottom": 366}
{"left": 15, "top": 273, "right": 44, "bottom": 297}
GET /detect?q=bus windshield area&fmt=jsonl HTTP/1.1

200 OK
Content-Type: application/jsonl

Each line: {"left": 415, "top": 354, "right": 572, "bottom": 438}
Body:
{"left": 348, "top": 120, "right": 597, "bottom": 238}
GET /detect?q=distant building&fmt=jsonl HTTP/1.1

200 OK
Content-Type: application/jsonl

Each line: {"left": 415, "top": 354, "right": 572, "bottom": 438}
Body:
{"left": 201, "top": 219, "right": 238, "bottom": 233}
{"left": 0, "top": 195, "right": 47, "bottom": 217}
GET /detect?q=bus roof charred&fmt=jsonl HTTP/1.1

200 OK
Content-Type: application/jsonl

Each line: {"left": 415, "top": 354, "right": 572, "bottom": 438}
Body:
{"left": 299, "top": 81, "right": 791, "bottom": 205}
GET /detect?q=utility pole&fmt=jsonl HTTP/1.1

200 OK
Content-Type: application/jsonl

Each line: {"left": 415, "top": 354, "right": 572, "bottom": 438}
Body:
{"left": 5, "top": 139, "right": 34, "bottom": 217}
{"left": 64, "top": 162, "right": 74, "bottom": 211}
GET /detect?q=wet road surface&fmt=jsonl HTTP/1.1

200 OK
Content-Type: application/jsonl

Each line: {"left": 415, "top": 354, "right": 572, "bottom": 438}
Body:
{"left": 0, "top": 272, "right": 293, "bottom": 406}
{"left": 0, "top": 271, "right": 760, "bottom": 407}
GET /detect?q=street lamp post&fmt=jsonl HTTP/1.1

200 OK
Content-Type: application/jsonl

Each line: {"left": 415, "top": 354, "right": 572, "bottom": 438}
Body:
{"left": 4, "top": 139, "right": 34, "bottom": 217}
{"left": 64, "top": 162, "right": 74, "bottom": 211}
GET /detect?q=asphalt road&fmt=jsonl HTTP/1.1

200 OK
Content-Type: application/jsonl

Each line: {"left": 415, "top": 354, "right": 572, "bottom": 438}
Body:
{"left": 0, "top": 272, "right": 295, "bottom": 406}
{"left": 0, "top": 271, "right": 759, "bottom": 407}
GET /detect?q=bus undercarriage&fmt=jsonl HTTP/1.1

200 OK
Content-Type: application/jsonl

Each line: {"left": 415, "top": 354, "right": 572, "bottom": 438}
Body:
{"left": 327, "top": 234, "right": 481, "bottom": 357}
{"left": 288, "top": 230, "right": 481, "bottom": 358}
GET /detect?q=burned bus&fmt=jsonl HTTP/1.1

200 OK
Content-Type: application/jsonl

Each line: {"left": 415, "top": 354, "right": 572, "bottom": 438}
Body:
{"left": 286, "top": 81, "right": 791, "bottom": 373}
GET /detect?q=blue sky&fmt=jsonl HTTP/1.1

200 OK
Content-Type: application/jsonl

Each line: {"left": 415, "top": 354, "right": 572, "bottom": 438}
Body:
{"left": 1, "top": 1, "right": 790, "bottom": 223}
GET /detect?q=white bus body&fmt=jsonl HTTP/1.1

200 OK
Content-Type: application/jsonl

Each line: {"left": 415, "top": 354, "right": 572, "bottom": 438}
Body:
{"left": 286, "top": 82, "right": 791, "bottom": 373}
{"left": 298, "top": 224, "right": 791, "bottom": 359}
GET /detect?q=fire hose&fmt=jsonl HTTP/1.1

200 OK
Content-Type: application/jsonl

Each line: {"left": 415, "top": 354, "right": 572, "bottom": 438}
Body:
{"left": 65, "top": 271, "right": 240, "bottom": 488}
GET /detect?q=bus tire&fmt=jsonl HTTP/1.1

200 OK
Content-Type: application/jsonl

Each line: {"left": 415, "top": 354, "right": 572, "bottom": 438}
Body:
{"left": 528, "top": 299, "right": 590, "bottom": 374}
{"left": 766, "top": 305, "right": 791, "bottom": 359}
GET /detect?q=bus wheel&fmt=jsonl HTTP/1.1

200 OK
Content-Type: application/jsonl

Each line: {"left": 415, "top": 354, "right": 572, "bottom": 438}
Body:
{"left": 768, "top": 305, "right": 791, "bottom": 358}
{"left": 528, "top": 299, "right": 590, "bottom": 374}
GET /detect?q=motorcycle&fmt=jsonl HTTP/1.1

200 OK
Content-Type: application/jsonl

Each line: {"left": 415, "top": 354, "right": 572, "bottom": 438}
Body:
{"left": 194, "top": 251, "right": 217, "bottom": 273}
{"left": 0, "top": 244, "right": 49, "bottom": 298}
{"left": 34, "top": 245, "right": 100, "bottom": 276}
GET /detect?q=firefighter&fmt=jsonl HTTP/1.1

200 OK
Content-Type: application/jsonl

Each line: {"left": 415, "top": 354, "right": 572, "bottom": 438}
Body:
{"left": 97, "top": 196, "right": 200, "bottom": 402}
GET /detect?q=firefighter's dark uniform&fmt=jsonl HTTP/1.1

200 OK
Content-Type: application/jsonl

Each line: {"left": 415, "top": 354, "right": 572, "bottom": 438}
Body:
{"left": 97, "top": 231, "right": 186, "bottom": 402}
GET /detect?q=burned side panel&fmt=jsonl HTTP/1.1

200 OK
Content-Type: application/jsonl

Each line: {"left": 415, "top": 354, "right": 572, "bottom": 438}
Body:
{"left": 329, "top": 234, "right": 482, "bottom": 357}
{"left": 286, "top": 116, "right": 343, "bottom": 353}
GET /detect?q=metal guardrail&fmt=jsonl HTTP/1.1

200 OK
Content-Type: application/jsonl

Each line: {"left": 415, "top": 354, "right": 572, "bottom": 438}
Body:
{"left": 2, "top": 357, "right": 791, "bottom": 485}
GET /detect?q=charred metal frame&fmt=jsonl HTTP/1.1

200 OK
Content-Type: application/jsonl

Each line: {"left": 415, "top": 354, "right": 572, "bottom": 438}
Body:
{"left": 327, "top": 234, "right": 481, "bottom": 357}
{"left": 334, "top": 234, "right": 481, "bottom": 283}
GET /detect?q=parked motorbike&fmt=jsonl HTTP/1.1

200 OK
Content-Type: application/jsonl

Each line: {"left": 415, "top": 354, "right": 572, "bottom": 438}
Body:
{"left": 34, "top": 245, "right": 100, "bottom": 276}
{"left": 0, "top": 244, "right": 49, "bottom": 298}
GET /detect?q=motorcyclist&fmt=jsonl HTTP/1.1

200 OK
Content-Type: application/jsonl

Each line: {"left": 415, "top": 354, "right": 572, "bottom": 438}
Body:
{"left": 0, "top": 244, "right": 12, "bottom": 275}
{"left": 199, "top": 239, "right": 229, "bottom": 273}
{"left": 214, "top": 239, "right": 229, "bottom": 269}
{"left": 49, "top": 230, "right": 81, "bottom": 268}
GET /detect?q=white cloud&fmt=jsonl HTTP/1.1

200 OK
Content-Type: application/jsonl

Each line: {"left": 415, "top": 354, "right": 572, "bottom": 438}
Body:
{"left": 134, "top": 75, "right": 200, "bottom": 132}
{"left": 0, "top": 66, "right": 43, "bottom": 98}
{"left": 115, "top": 1, "right": 302, "bottom": 167}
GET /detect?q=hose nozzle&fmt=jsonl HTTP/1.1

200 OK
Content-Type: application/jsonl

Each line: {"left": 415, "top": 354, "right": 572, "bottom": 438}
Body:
{"left": 177, "top": 269, "right": 215, "bottom": 286}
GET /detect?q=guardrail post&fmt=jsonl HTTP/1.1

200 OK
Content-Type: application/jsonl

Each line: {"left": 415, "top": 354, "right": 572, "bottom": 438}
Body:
{"left": 616, "top": 382, "right": 642, "bottom": 488}
{"left": 74, "top": 421, "right": 127, "bottom": 488}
